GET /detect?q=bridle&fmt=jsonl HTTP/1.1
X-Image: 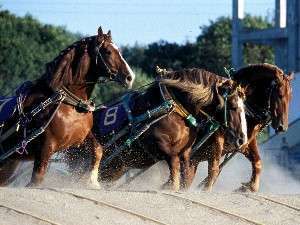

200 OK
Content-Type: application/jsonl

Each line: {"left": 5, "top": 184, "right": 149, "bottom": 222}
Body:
{"left": 245, "top": 80, "right": 278, "bottom": 124}
{"left": 55, "top": 39, "right": 125, "bottom": 112}
{"left": 94, "top": 40, "right": 122, "bottom": 85}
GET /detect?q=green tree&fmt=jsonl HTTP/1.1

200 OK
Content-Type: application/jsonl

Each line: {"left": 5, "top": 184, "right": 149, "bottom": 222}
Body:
{"left": 123, "top": 15, "right": 274, "bottom": 77}
{"left": 0, "top": 10, "right": 80, "bottom": 95}
{"left": 92, "top": 68, "right": 153, "bottom": 105}
{"left": 195, "top": 15, "right": 274, "bottom": 75}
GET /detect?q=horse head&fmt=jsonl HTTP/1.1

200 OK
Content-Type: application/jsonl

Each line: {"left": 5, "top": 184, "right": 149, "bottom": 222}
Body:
{"left": 270, "top": 71, "right": 293, "bottom": 133}
{"left": 216, "top": 80, "right": 248, "bottom": 149}
{"left": 94, "top": 27, "right": 135, "bottom": 89}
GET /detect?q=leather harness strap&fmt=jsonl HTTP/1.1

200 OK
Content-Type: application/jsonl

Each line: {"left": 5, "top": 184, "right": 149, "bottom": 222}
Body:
{"left": 158, "top": 81, "right": 189, "bottom": 118}
{"left": 60, "top": 86, "right": 95, "bottom": 112}
{"left": 158, "top": 81, "right": 199, "bottom": 127}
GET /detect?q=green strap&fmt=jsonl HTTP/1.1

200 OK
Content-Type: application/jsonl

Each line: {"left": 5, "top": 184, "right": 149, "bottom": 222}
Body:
{"left": 224, "top": 94, "right": 228, "bottom": 127}
{"left": 191, "top": 120, "right": 220, "bottom": 156}
{"left": 186, "top": 114, "right": 198, "bottom": 127}
{"left": 224, "top": 67, "right": 236, "bottom": 79}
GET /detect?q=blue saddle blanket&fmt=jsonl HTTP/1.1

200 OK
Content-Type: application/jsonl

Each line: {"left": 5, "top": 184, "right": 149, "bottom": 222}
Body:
{"left": 97, "top": 103, "right": 129, "bottom": 136}
{"left": 0, "top": 96, "right": 17, "bottom": 123}
{"left": 0, "top": 81, "right": 33, "bottom": 124}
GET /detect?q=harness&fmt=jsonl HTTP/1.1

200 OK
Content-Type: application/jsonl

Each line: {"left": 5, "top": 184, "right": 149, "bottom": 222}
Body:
{"left": 101, "top": 79, "right": 231, "bottom": 169}
{"left": 0, "top": 40, "right": 120, "bottom": 162}
{"left": 0, "top": 90, "right": 65, "bottom": 161}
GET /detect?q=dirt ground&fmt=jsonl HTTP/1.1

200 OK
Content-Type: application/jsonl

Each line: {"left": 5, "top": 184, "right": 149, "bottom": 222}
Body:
{"left": 1, "top": 187, "right": 299, "bottom": 225}
{"left": 0, "top": 159, "right": 300, "bottom": 225}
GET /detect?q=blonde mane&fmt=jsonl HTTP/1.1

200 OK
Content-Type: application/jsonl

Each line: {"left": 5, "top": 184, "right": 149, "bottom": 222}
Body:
{"left": 160, "top": 68, "right": 227, "bottom": 108}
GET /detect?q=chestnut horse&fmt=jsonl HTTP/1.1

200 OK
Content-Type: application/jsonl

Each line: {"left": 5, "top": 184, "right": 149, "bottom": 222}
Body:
{"left": 65, "top": 68, "right": 248, "bottom": 191}
{"left": 188, "top": 63, "right": 293, "bottom": 192}
{"left": 0, "top": 27, "right": 135, "bottom": 187}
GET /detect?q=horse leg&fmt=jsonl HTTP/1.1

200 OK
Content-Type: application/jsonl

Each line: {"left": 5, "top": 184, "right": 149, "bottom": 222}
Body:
{"left": 238, "top": 138, "right": 262, "bottom": 192}
{"left": 203, "top": 137, "right": 223, "bottom": 192}
{"left": 86, "top": 132, "right": 102, "bottom": 188}
{"left": 162, "top": 155, "right": 181, "bottom": 191}
{"left": 0, "top": 160, "right": 20, "bottom": 186}
{"left": 169, "top": 155, "right": 181, "bottom": 191}
{"left": 181, "top": 147, "right": 194, "bottom": 190}
{"left": 27, "top": 139, "right": 55, "bottom": 187}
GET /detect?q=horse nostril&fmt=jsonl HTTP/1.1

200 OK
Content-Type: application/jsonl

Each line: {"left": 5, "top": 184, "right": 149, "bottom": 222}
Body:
{"left": 126, "top": 75, "right": 132, "bottom": 82}
{"left": 277, "top": 125, "right": 284, "bottom": 132}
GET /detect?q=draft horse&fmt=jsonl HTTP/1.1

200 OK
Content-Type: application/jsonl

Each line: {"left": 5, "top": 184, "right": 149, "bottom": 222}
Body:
{"left": 0, "top": 27, "right": 135, "bottom": 187}
{"left": 68, "top": 68, "right": 248, "bottom": 191}
{"left": 188, "top": 63, "right": 293, "bottom": 192}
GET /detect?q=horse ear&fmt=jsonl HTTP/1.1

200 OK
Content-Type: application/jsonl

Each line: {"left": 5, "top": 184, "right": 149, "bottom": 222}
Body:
{"left": 107, "top": 30, "right": 112, "bottom": 38}
{"left": 287, "top": 71, "right": 294, "bottom": 81}
{"left": 98, "top": 26, "right": 104, "bottom": 37}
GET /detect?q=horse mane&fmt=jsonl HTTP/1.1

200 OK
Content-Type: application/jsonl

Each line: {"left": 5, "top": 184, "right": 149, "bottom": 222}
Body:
{"left": 233, "top": 63, "right": 284, "bottom": 83}
{"left": 40, "top": 36, "right": 98, "bottom": 89}
{"left": 160, "top": 68, "right": 226, "bottom": 107}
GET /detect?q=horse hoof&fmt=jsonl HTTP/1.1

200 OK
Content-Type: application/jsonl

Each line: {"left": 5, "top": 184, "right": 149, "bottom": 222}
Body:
{"left": 201, "top": 186, "right": 212, "bottom": 192}
{"left": 234, "top": 182, "right": 253, "bottom": 193}
{"left": 26, "top": 182, "right": 38, "bottom": 188}
{"left": 161, "top": 181, "right": 172, "bottom": 190}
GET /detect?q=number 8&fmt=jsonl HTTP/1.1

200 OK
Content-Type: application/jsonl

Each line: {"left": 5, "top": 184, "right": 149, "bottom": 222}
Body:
{"left": 104, "top": 106, "right": 118, "bottom": 126}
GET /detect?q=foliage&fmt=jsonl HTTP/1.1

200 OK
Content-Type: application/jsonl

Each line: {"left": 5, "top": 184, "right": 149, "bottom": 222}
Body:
{"left": 123, "top": 15, "right": 274, "bottom": 76}
{"left": 0, "top": 10, "right": 80, "bottom": 95}
{"left": 91, "top": 68, "right": 153, "bottom": 105}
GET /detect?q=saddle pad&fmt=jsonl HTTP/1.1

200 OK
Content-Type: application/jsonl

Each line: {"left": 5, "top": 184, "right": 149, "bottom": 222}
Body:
{"left": 0, "top": 96, "right": 17, "bottom": 123}
{"left": 97, "top": 103, "right": 129, "bottom": 136}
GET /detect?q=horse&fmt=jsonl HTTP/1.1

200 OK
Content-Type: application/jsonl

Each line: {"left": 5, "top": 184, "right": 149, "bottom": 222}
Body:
{"left": 65, "top": 68, "right": 248, "bottom": 191}
{"left": 0, "top": 27, "right": 135, "bottom": 187}
{"left": 188, "top": 63, "right": 293, "bottom": 192}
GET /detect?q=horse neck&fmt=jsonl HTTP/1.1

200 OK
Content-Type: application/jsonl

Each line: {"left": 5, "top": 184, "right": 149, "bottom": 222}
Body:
{"left": 66, "top": 84, "right": 95, "bottom": 101}
{"left": 63, "top": 46, "right": 97, "bottom": 100}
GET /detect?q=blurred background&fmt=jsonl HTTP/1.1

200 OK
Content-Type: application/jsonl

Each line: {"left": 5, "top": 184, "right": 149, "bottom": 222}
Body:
{"left": 0, "top": 0, "right": 299, "bottom": 187}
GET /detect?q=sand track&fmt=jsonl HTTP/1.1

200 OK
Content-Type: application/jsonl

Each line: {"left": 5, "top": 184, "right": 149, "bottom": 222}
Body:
{"left": 0, "top": 187, "right": 299, "bottom": 225}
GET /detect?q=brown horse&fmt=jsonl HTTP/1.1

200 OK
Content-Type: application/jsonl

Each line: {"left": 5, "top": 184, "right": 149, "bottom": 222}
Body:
{"left": 65, "top": 68, "right": 248, "bottom": 191}
{"left": 0, "top": 27, "right": 135, "bottom": 187}
{"left": 188, "top": 63, "right": 293, "bottom": 192}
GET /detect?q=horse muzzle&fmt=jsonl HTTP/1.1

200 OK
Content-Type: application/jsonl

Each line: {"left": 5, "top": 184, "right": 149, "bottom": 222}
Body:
{"left": 125, "top": 74, "right": 134, "bottom": 89}
{"left": 275, "top": 124, "right": 288, "bottom": 133}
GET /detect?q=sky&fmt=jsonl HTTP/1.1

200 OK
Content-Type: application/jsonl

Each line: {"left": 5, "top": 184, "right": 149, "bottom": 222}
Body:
{"left": 1, "top": 0, "right": 274, "bottom": 46}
